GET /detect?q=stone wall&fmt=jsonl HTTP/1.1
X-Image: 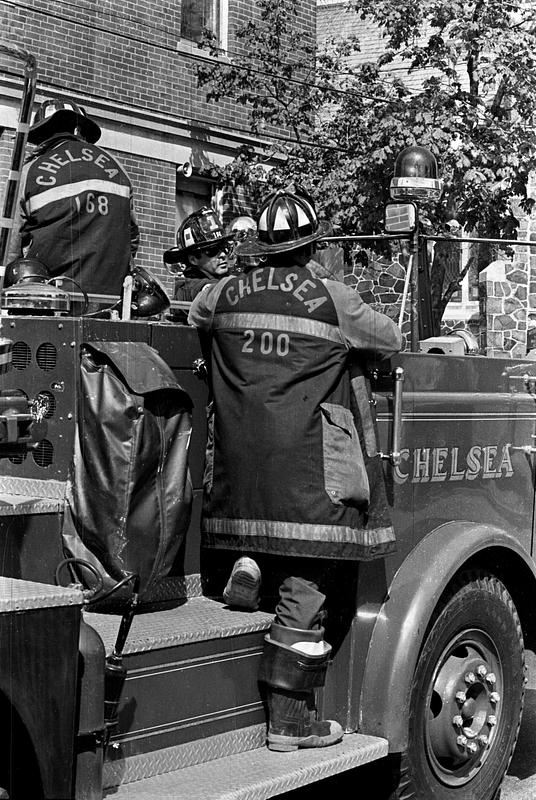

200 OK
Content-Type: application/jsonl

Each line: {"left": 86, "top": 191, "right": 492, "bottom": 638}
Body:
{"left": 345, "top": 230, "right": 534, "bottom": 357}
{"left": 478, "top": 260, "right": 528, "bottom": 358}
{"left": 344, "top": 247, "right": 411, "bottom": 349}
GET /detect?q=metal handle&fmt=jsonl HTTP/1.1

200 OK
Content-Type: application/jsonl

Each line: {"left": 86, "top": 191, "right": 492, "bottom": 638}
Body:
{"left": 509, "top": 445, "right": 536, "bottom": 454}
{"left": 380, "top": 366, "right": 405, "bottom": 466}
{"left": 508, "top": 436, "right": 536, "bottom": 455}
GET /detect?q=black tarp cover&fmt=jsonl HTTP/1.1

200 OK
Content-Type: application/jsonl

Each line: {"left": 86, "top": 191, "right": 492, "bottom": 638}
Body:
{"left": 62, "top": 341, "right": 193, "bottom": 598}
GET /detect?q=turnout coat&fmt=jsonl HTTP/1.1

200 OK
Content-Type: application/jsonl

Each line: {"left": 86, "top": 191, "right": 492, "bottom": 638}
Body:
{"left": 188, "top": 264, "right": 402, "bottom": 561}
{"left": 8, "top": 133, "right": 139, "bottom": 295}
{"left": 174, "top": 265, "right": 214, "bottom": 301}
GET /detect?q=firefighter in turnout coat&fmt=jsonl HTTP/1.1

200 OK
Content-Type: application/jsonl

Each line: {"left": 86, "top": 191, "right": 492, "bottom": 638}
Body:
{"left": 7, "top": 98, "right": 139, "bottom": 296}
{"left": 188, "top": 188, "right": 402, "bottom": 752}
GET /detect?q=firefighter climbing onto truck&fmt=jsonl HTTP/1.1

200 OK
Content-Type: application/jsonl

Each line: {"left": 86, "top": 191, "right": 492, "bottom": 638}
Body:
{"left": 6, "top": 97, "right": 139, "bottom": 296}
{"left": 188, "top": 186, "right": 402, "bottom": 752}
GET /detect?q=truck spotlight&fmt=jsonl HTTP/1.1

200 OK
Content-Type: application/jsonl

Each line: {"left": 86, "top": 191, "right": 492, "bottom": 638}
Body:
{"left": 384, "top": 201, "right": 418, "bottom": 234}
{"left": 390, "top": 146, "right": 443, "bottom": 201}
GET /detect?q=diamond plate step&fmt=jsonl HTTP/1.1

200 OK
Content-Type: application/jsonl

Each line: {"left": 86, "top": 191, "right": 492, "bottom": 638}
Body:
{"left": 87, "top": 597, "right": 275, "bottom": 771}
{"left": 104, "top": 733, "right": 388, "bottom": 800}
{"left": 85, "top": 596, "right": 274, "bottom": 655}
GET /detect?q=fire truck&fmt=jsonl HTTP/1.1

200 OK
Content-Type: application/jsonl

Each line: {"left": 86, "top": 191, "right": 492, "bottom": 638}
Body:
{"left": 0, "top": 45, "right": 535, "bottom": 800}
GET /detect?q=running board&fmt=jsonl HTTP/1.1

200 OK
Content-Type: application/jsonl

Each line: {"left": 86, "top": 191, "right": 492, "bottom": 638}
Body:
{"left": 104, "top": 732, "right": 388, "bottom": 800}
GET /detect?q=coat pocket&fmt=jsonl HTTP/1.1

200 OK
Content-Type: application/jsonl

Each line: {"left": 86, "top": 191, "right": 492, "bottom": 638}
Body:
{"left": 320, "top": 402, "right": 370, "bottom": 506}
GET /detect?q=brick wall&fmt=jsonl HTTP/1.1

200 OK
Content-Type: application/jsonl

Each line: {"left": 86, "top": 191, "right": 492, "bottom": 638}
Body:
{"left": 1, "top": 0, "right": 316, "bottom": 128}
{"left": 317, "top": 2, "right": 439, "bottom": 92}
{"left": 112, "top": 150, "right": 177, "bottom": 283}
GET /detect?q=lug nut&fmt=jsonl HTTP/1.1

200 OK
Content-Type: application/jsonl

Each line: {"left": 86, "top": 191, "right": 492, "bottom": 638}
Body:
{"left": 488, "top": 715, "right": 497, "bottom": 727}
{"left": 477, "top": 665, "right": 488, "bottom": 678}
{"left": 457, "top": 735, "right": 468, "bottom": 747}
{"left": 485, "top": 673, "right": 496, "bottom": 685}
{"left": 452, "top": 715, "right": 464, "bottom": 727}
{"left": 456, "top": 691, "right": 467, "bottom": 704}
{"left": 490, "top": 692, "right": 500, "bottom": 704}
{"left": 465, "top": 672, "right": 477, "bottom": 684}
{"left": 467, "top": 741, "right": 478, "bottom": 754}
{"left": 478, "top": 735, "right": 489, "bottom": 746}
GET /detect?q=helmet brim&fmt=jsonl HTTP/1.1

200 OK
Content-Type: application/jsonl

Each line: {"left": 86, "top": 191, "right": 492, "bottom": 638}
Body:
{"left": 28, "top": 110, "right": 101, "bottom": 145}
{"left": 163, "top": 233, "right": 235, "bottom": 265}
{"left": 235, "top": 221, "right": 331, "bottom": 257}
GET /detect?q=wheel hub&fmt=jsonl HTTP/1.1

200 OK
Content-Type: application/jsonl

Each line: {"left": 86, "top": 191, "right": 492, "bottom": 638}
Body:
{"left": 426, "top": 631, "right": 502, "bottom": 785}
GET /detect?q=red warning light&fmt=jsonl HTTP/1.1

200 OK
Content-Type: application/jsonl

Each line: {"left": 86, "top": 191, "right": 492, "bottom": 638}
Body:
{"left": 390, "top": 146, "right": 442, "bottom": 201}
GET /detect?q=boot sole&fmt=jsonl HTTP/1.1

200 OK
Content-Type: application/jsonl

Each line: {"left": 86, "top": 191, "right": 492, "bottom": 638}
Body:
{"left": 223, "top": 569, "right": 260, "bottom": 610}
{"left": 267, "top": 731, "right": 344, "bottom": 752}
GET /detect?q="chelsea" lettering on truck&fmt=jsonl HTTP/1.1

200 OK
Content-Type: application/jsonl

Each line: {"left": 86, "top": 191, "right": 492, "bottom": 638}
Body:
{"left": 393, "top": 444, "right": 515, "bottom": 484}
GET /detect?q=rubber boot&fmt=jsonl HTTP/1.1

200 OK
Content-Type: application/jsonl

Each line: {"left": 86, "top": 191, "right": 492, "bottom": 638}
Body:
{"left": 259, "top": 622, "right": 343, "bottom": 752}
{"left": 266, "top": 688, "right": 343, "bottom": 751}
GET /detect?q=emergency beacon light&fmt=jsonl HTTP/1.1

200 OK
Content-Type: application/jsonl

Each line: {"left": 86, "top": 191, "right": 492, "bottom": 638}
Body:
{"left": 390, "top": 145, "right": 442, "bottom": 201}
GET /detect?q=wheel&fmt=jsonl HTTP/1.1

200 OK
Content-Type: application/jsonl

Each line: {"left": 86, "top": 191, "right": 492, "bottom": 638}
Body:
{"left": 389, "top": 571, "right": 525, "bottom": 800}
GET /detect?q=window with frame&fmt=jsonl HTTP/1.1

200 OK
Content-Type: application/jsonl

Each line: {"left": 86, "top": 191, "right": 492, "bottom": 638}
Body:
{"left": 181, "top": 0, "right": 223, "bottom": 45}
{"left": 176, "top": 174, "right": 215, "bottom": 230}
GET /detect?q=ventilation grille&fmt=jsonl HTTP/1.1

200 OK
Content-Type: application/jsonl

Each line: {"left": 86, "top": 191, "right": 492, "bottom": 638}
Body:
{"left": 12, "top": 342, "right": 31, "bottom": 370}
{"left": 32, "top": 440, "right": 54, "bottom": 468}
{"left": 36, "top": 343, "right": 57, "bottom": 371}
{"left": 4, "top": 336, "right": 68, "bottom": 474}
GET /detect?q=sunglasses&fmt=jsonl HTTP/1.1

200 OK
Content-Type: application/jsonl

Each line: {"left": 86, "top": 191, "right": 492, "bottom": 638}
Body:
{"left": 202, "top": 243, "right": 230, "bottom": 258}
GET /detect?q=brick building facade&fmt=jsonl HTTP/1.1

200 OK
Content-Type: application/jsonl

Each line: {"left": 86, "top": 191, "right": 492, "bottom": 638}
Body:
{"left": 0, "top": 0, "right": 316, "bottom": 290}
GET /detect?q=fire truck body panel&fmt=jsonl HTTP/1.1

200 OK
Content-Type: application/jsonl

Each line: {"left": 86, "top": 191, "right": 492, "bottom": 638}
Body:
{"left": 360, "top": 522, "right": 536, "bottom": 750}
{"left": 0, "top": 579, "right": 82, "bottom": 799}
{"left": 351, "top": 349, "right": 536, "bottom": 755}
{"left": 374, "top": 352, "right": 536, "bottom": 577}
{"left": 0, "top": 308, "right": 535, "bottom": 798}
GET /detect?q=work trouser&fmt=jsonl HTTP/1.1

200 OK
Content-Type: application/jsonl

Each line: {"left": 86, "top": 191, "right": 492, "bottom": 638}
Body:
{"left": 274, "top": 575, "right": 326, "bottom": 631}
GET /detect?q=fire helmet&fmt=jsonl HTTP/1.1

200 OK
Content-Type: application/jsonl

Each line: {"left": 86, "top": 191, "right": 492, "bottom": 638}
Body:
{"left": 226, "top": 215, "right": 261, "bottom": 272}
{"left": 163, "top": 207, "right": 234, "bottom": 267}
{"left": 28, "top": 98, "right": 101, "bottom": 144}
{"left": 226, "top": 215, "right": 257, "bottom": 241}
{"left": 128, "top": 266, "right": 170, "bottom": 318}
{"left": 29, "top": 98, "right": 101, "bottom": 145}
{"left": 237, "top": 188, "right": 330, "bottom": 256}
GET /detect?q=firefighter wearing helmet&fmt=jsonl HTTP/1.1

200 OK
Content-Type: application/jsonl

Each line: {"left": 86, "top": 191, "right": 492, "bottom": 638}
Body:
{"left": 164, "top": 207, "right": 234, "bottom": 302}
{"left": 188, "top": 186, "right": 402, "bottom": 752}
{"left": 226, "top": 214, "right": 261, "bottom": 273}
{"left": 7, "top": 98, "right": 139, "bottom": 296}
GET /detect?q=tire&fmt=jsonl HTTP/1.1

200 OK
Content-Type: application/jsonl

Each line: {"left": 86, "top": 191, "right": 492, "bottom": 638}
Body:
{"left": 389, "top": 571, "right": 525, "bottom": 800}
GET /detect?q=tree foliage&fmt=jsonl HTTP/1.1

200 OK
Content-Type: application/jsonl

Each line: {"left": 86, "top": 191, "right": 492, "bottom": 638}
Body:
{"left": 198, "top": 0, "right": 536, "bottom": 238}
